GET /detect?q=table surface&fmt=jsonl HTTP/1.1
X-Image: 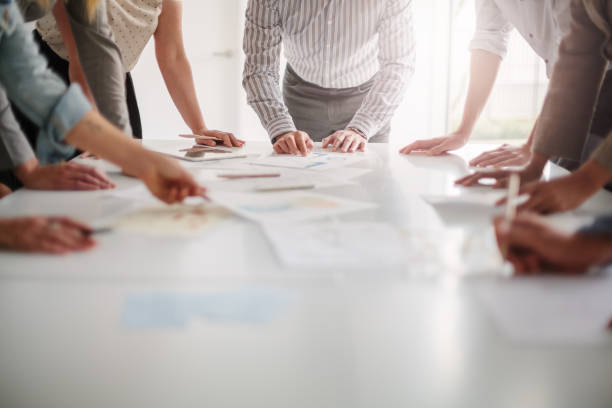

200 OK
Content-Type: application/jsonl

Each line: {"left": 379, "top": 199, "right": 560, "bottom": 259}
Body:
{"left": 0, "top": 141, "right": 611, "bottom": 408}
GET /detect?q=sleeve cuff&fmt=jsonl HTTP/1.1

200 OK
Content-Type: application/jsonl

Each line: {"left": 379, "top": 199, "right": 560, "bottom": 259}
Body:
{"left": 469, "top": 36, "right": 509, "bottom": 59}
{"left": 37, "top": 84, "right": 91, "bottom": 164}
{"left": 348, "top": 116, "right": 378, "bottom": 141}
{"left": 267, "top": 117, "right": 297, "bottom": 141}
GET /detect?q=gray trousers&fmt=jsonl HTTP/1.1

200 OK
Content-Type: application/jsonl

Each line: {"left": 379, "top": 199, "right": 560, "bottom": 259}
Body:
{"left": 282, "top": 65, "right": 390, "bottom": 143}
{"left": 17, "top": 0, "right": 131, "bottom": 135}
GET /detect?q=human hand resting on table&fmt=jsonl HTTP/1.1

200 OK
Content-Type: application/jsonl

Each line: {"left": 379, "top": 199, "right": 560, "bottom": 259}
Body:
{"left": 273, "top": 131, "right": 314, "bottom": 156}
{"left": 455, "top": 153, "right": 548, "bottom": 189}
{"left": 126, "top": 151, "right": 207, "bottom": 204}
{"left": 194, "top": 128, "right": 245, "bottom": 148}
{"left": 469, "top": 143, "right": 532, "bottom": 168}
{"left": 14, "top": 158, "right": 115, "bottom": 191}
{"left": 323, "top": 129, "right": 367, "bottom": 153}
{"left": 494, "top": 214, "right": 612, "bottom": 275}
{"left": 399, "top": 130, "right": 469, "bottom": 156}
{"left": 0, "top": 217, "right": 96, "bottom": 254}
{"left": 495, "top": 160, "right": 612, "bottom": 215}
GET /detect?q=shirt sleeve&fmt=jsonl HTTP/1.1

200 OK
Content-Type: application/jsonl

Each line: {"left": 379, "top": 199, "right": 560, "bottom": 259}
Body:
{"left": 579, "top": 214, "right": 612, "bottom": 238}
{"left": 469, "top": 0, "right": 513, "bottom": 59}
{"left": 532, "top": 0, "right": 609, "bottom": 165}
{"left": 0, "top": 2, "right": 91, "bottom": 164}
{"left": 242, "top": 0, "right": 296, "bottom": 141}
{"left": 0, "top": 88, "right": 35, "bottom": 170}
{"left": 348, "top": 0, "right": 415, "bottom": 140}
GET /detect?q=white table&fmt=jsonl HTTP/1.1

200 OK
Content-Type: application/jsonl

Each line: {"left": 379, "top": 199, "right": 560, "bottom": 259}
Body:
{"left": 0, "top": 142, "right": 611, "bottom": 408}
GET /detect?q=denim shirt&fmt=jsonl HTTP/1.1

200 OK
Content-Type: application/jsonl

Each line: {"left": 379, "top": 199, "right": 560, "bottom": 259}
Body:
{"left": 0, "top": 0, "right": 91, "bottom": 164}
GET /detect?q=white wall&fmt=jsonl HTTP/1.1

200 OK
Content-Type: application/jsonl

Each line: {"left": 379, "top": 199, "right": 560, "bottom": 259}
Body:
{"left": 134, "top": 0, "right": 452, "bottom": 145}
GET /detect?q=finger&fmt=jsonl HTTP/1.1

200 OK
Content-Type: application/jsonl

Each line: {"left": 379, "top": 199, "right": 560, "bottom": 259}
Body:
{"left": 472, "top": 154, "right": 514, "bottom": 168}
{"left": 523, "top": 253, "right": 542, "bottom": 274}
{"left": 426, "top": 142, "right": 452, "bottom": 156}
{"left": 508, "top": 253, "right": 529, "bottom": 275}
{"left": 57, "top": 217, "right": 93, "bottom": 234}
{"left": 493, "top": 176, "right": 511, "bottom": 189}
{"left": 305, "top": 136, "right": 314, "bottom": 151}
{"left": 332, "top": 134, "right": 345, "bottom": 152}
{"left": 322, "top": 135, "right": 333, "bottom": 149}
{"left": 277, "top": 140, "right": 290, "bottom": 154}
{"left": 39, "top": 239, "right": 71, "bottom": 255}
{"left": 220, "top": 133, "right": 233, "bottom": 148}
{"left": 87, "top": 167, "right": 115, "bottom": 188}
{"left": 359, "top": 140, "right": 366, "bottom": 152}
{"left": 517, "top": 194, "right": 545, "bottom": 213}
{"left": 70, "top": 173, "right": 108, "bottom": 190}
{"left": 229, "top": 133, "right": 245, "bottom": 147}
{"left": 273, "top": 142, "right": 283, "bottom": 154}
{"left": 196, "top": 137, "right": 217, "bottom": 147}
{"left": 491, "top": 157, "right": 528, "bottom": 168}
{"left": 286, "top": 137, "right": 299, "bottom": 155}
{"left": 295, "top": 135, "right": 308, "bottom": 157}
{"left": 399, "top": 139, "right": 443, "bottom": 154}
{"left": 348, "top": 138, "right": 360, "bottom": 153}
{"left": 340, "top": 136, "right": 354, "bottom": 153}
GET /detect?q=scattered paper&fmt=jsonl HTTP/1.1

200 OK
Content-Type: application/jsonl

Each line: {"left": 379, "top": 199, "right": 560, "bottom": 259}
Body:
{"left": 210, "top": 191, "right": 377, "bottom": 224}
{"left": 263, "top": 222, "right": 408, "bottom": 269}
{"left": 470, "top": 273, "right": 612, "bottom": 345}
{"left": 122, "top": 288, "right": 296, "bottom": 329}
{"left": 143, "top": 139, "right": 247, "bottom": 162}
{"left": 250, "top": 148, "right": 367, "bottom": 171}
{"left": 110, "top": 203, "right": 232, "bottom": 236}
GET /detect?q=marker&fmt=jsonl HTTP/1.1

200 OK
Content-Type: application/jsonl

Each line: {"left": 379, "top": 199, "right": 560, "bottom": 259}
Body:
{"left": 218, "top": 173, "right": 281, "bottom": 180}
{"left": 256, "top": 184, "right": 315, "bottom": 193}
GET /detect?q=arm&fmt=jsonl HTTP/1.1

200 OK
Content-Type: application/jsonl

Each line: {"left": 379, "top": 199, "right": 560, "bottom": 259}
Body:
{"left": 532, "top": 0, "right": 608, "bottom": 163}
{"left": 154, "top": 0, "right": 242, "bottom": 147}
{"left": 52, "top": 0, "right": 96, "bottom": 107}
{"left": 0, "top": 89, "right": 35, "bottom": 170}
{"left": 348, "top": 0, "right": 416, "bottom": 140}
{"left": 401, "top": 0, "right": 510, "bottom": 155}
{"left": 242, "top": 0, "right": 296, "bottom": 141}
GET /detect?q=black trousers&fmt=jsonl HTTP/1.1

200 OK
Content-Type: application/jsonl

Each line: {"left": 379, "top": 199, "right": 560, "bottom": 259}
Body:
{"left": 1, "top": 31, "right": 142, "bottom": 190}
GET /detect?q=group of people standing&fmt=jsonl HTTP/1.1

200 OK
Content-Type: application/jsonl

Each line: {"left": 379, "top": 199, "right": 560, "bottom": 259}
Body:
{"left": 0, "top": 0, "right": 611, "bottom": 274}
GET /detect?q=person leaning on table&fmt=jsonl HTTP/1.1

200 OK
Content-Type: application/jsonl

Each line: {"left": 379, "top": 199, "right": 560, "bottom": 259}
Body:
{"left": 23, "top": 0, "right": 244, "bottom": 156}
{"left": 0, "top": 0, "right": 204, "bottom": 254}
{"left": 243, "top": 0, "right": 415, "bottom": 156}
{"left": 401, "top": 0, "right": 612, "bottom": 170}
{"left": 494, "top": 213, "right": 612, "bottom": 274}
{"left": 0, "top": 0, "right": 117, "bottom": 192}
{"left": 457, "top": 0, "right": 612, "bottom": 215}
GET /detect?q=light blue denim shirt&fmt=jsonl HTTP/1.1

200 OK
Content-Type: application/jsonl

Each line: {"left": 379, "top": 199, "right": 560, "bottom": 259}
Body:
{"left": 0, "top": 0, "right": 91, "bottom": 163}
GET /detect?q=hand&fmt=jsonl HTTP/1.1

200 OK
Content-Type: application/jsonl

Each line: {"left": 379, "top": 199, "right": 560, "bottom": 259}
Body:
{"left": 494, "top": 214, "right": 610, "bottom": 275}
{"left": 322, "top": 129, "right": 367, "bottom": 153}
{"left": 496, "top": 160, "right": 611, "bottom": 214}
{"left": 14, "top": 158, "right": 115, "bottom": 191}
{"left": 399, "top": 131, "right": 469, "bottom": 156}
{"left": 0, "top": 183, "right": 11, "bottom": 199}
{"left": 134, "top": 152, "right": 207, "bottom": 204}
{"left": 194, "top": 129, "right": 245, "bottom": 148}
{"left": 469, "top": 143, "right": 532, "bottom": 168}
{"left": 273, "top": 131, "right": 314, "bottom": 156}
{"left": 455, "top": 153, "right": 548, "bottom": 188}
{"left": 0, "top": 217, "right": 96, "bottom": 254}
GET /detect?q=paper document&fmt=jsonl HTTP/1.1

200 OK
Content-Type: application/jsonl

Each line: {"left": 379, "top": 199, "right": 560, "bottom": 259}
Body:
{"left": 143, "top": 139, "right": 247, "bottom": 162}
{"left": 210, "top": 191, "right": 377, "bottom": 224}
{"left": 263, "top": 222, "right": 408, "bottom": 269}
{"left": 110, "top": 203, "right": 232, "bottom": 236}
{"left": 471, "top": 273, "right": 612, "bottom": 345}
{"left": 250, "top": 148, "right": 367, "bottom": 171}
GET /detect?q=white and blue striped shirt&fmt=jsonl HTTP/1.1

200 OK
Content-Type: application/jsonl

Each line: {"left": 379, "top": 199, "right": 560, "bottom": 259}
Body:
{"left": 243, "top": 0, "right": 415, "bottom": 140}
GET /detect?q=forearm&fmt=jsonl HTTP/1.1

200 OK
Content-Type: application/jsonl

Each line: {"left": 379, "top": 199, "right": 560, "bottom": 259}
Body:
{"left": 158, "top": 54, "right": 207, "bottom": 132}
{"left": 53, "top": 0, "right": 96, "bottom": 106}
{"left": 457, "top": 50, "right": 502, "bottom": 134}
{"left": 64, "top": 111, "right": 152, "bottom": 176}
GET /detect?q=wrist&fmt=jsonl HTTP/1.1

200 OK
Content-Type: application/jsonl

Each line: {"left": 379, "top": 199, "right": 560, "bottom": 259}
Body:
{"left": 14, "top": 158, "right": 40, "bottom": 185}
{"left": 576, "top": 160, "right": 612, "bottom": 190}
{"left": 347, "top": 127, "right": 367, "bottom": 140}
{"left": 0, "top": 219, "right": 14, "bottom": 247}
{"left": 527, "top": 153, "right": 548, "bottom": 173}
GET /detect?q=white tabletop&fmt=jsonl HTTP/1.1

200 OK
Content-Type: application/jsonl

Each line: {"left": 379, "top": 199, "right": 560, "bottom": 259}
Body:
{"left": 0, "top": 141, "right": 611, "bottom": 408}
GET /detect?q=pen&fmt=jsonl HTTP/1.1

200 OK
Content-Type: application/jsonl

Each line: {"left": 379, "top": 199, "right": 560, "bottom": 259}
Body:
{"left": 502, "top": 173, "right": 520, "bottom": 258}
{"left": 218, "top": 173, "right": 281, "bottom": 180}
{"left": 256, "top": 184, "right": 315, "bottom": 193}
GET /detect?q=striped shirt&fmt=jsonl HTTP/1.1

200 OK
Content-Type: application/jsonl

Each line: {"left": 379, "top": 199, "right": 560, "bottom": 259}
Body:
{"left": 243, "top": 0, "right": 415, "bottom": 140}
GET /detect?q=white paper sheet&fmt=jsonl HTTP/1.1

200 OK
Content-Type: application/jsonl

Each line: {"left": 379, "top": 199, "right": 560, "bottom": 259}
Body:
{"left": 471, "top": 274, "right": 612, "bottom": 345}
{"left": 197, "top": 167, "right": 372, "bottom": 193}
{"left": 210, "top": 191, "right": 377, "bottom": 224}
{"left": 263, "top": 222, "right": 408, "bottom": 269}
{"left": 143, "top": 139, "right": 248, "bottom": 162}
{"left": 250, "top": 148, "right": 368, "bottom": 171}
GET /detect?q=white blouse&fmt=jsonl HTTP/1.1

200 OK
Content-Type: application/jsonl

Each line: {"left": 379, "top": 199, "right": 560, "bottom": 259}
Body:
{"left": 36, "top": 0, "right": 174, "bottom": 72}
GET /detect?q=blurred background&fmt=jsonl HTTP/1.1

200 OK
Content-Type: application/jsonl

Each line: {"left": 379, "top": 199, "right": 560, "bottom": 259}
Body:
{"left": 133, "top": 0, "right": 548, "bottom": 144}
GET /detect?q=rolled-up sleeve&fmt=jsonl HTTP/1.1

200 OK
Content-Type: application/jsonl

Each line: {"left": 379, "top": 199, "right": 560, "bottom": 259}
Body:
{"left": 348, "top": 0, "right": 415, "bottom": 140}
{"left": 0, "top": 2, "right": 91, "bottom": 163}
{"left": 0, "top": 89, "right": 35, "bottom": 170}
{"left": 242, "top": 0, "right": 297, "bottom": 141}
{"left": 469, "top": 0, "right": 513, "bottom": 59}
